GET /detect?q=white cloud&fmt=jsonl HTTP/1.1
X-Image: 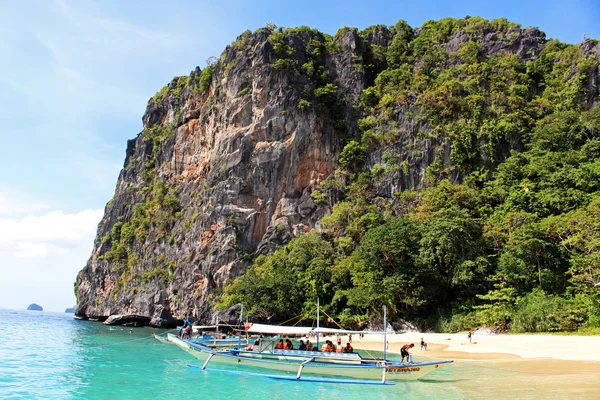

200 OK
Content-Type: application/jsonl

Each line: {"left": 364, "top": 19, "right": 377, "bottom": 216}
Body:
{"left": 0, "top": 186, "right": 50, "bottom": 216}
{"left": 0, "top": 209, "right": 103, "bottom": 259}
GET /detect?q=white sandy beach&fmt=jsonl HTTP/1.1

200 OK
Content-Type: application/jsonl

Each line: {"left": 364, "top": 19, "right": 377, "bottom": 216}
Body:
{"left": 350, "top": 331, "right": 600, "bottom": 362}
{"left": 344, "top": 331, "right": 600, "bottom": 398}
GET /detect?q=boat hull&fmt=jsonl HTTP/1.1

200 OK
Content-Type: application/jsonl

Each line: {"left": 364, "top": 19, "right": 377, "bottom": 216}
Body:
{"left": 166, "top": 334, "right": 451, "bottom": 381}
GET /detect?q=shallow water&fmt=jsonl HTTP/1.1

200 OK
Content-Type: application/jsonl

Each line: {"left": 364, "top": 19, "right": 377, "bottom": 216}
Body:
{"left": 0, "top": 309, "right": 596, "bottom": 399}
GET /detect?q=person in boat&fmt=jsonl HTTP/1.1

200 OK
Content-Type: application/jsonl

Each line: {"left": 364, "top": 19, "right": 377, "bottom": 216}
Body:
{"left": 344, "top": 343, "right": 353, "bottom": 353}
{"left": 284, "top": 339, "right": 294, "bottom": 350}
{"left": 182, "top": 324, "right": 192, "bottom": 339}
{"left": 328, "top": 341, "right": 336, "bottom": 352}
{"left": 305, "top": 339, "right": 313, "bottom": 351}
{"left": 275, "top": 339, "right": 284, "bottom": 349}
{"left": 336, "top": 334, "right": 342, "bottom": 347}
{"left": 420, "top": 338, "right": 427, "bottom": 351}
{"left": 298, "top": 340, "right": 306, "bottom": 350}
{"left": 400, "top": 343, "right": 414, "bottom": 363}
{"left": 322, "top": 340, "right": 335, "bottom": 352}
{"left": 180, "top": 317, "right": 192, "bottom": 339}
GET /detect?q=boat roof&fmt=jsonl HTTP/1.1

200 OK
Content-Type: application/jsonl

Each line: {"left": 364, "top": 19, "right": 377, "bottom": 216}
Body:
{"left": 246, "top": 323, "right": 367, "bottom": 335}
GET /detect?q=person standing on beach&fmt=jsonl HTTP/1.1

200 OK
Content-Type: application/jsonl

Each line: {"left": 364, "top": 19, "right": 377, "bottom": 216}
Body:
{"left": 420, "top": 338, "right": 427, "bottom": 351}
{"left": 400, "top": 343, "right": 414, "bottom": 363}
{"left": 467, "top": 331, "right": 472, "bottom": 344}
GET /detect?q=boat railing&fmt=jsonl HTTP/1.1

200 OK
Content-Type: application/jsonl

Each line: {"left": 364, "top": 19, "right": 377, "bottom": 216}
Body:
{"left": 275, "top": 349, "right": 361, "bottom": 359}
{"left": 246, "top": 348, "right": 363, "bottom": 360}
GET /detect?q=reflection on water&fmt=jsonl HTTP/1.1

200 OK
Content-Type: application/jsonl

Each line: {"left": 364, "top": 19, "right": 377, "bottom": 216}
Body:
{"left": 0, "top": 309, "right": 597, "bottom": 399}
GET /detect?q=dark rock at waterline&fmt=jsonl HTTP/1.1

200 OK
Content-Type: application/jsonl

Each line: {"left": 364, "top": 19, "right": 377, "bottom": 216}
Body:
{"left": 65, "top": 306, "right": 76, "bottom": 313}
{"left": 103, "top": 314, "right": 150, "bottom": 327}
{"left": 27, "top": 303, "right": 43, "bottom": 311}
{"left": 149, "top": 305, "right": 178, "bottom": 328}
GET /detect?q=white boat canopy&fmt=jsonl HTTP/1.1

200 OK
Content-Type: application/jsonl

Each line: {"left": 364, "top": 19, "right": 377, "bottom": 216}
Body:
{"left": 314, "top": 327, "right": 369, "bottom": 334}
{"left": 246, "top": 323, "right": 369, "bottom": 335}
{"left": 192, "top": 325, "right": 219, "bottom": 330}
{"left": 246, "top": 323, "right": 312, "bottom": 335}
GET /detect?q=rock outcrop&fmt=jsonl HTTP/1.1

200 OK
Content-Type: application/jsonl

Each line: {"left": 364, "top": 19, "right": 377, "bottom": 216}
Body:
{"left": 103, "top": 314, "right": 150, "bottom": 327}
{"left": 74, "top": 19, "right": 600, "bottom": 327}
{"left": 27, "top": 304, "right": 43, "bottom": 311}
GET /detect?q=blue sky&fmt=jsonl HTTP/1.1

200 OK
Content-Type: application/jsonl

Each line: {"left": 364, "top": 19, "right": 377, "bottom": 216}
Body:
{"left": 0, "top": 0, "right": 598, "bottom": 312}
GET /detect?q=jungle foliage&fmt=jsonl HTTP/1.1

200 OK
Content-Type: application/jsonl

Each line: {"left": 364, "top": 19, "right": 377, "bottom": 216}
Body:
{"left": 217, "top": 17, "right": 600, "bottom": 333}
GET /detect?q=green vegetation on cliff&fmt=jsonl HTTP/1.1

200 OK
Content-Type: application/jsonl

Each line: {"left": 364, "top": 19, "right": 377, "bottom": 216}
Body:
{"left": 219, "top": 17, "right": 600, "bottom": 333}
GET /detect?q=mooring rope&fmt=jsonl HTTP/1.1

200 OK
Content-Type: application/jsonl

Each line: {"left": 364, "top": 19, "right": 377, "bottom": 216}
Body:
{"left": 97, "top": 328, "right": 178, "bottom": 348}
{"left": 317, "top": 308, "right": 381, "bottom": 360}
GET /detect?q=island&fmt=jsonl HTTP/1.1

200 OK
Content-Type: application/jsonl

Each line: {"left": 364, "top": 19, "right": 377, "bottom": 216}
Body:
{"left": 65, "top": 306, "right": 76, "bottom": 313}
{"left": 27, "top": 303, "right": 43, "bottom": 311}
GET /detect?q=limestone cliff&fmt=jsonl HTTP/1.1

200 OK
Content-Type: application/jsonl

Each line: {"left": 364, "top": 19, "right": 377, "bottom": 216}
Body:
{"left": 74, "top": 19, "right": 600, "bottom": 327}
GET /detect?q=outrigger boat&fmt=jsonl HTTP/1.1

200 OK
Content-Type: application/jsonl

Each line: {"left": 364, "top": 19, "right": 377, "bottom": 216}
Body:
{"left": 187, "top": 324, "right": 251, "bottom": 349}
{"left": 157, "top": 305, "right": 453, "bottom": 384}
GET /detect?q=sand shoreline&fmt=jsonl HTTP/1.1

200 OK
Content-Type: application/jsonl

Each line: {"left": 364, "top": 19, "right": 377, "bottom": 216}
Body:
{"left": 338, "top": 331, "right": 600, "bottom": 394}
{"left": 344, "top": 331, "right": 600, "bottom": 362}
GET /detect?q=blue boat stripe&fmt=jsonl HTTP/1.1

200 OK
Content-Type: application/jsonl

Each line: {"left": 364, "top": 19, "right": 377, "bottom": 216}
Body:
{"left": 186, "top": 365, "right": 396, "bottom": 385}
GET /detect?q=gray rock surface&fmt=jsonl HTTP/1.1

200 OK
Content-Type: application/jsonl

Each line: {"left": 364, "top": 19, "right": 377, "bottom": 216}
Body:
{"left": 74, "top": 20, "right": 600, "bottom": 327}
{"left": 103, "top": 314, "right": 150, "bottom": 327}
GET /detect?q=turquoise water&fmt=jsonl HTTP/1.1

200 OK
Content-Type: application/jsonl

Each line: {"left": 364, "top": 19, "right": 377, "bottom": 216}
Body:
{"left": 0, "top": 309, "right": 595, "bottom": 399}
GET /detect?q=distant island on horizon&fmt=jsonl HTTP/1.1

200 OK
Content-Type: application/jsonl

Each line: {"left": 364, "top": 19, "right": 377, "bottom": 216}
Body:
{"left": 27, "top": 303, "right": 43, "bottom": 311}
{"left": 65, "top": 306, "right": 76, "bottom": 313}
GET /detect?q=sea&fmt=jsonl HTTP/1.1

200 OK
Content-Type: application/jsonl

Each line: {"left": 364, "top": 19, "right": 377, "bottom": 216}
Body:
{"left": 0, "top": 309, "right": 596, "bottom": 400}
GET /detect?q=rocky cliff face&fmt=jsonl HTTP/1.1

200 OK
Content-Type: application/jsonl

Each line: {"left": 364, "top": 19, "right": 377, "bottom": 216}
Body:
{"left": 75, "top": 19, "right": 599, "bottom": 327}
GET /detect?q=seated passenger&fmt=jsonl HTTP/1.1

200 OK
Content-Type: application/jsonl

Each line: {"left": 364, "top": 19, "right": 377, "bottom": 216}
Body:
{"left": 252, "top": 338, "right": 260, "bottom": 351}
{"left": 305, "top": 340, "right": 312, "bottom": 351}
{"left": 275, "top": 339, "right": 284, "bottom": 349}
{"left": 245, "top": 343, "right": 253, "bottom": 351}
{"left": 326, "top": 340, "right": 335, "bottom": 352}
{"left": 336, "top": 344, "right": 343, "bottom": 353}
{"left": 321, "top": 342, "right": 328, "bottom": 352}
{"left": 344, "top": 343, "right": 353, "bottom": 353}
{"left": 298, "top": 340, "right": 306, "bottom": 351}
